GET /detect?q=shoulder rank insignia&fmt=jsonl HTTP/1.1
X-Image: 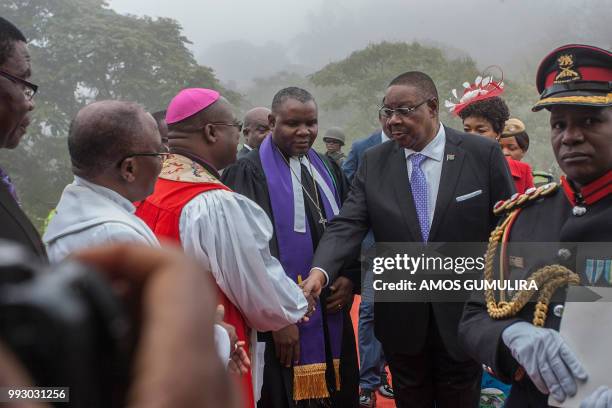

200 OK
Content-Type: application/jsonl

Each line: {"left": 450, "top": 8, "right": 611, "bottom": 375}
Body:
{"left": 493, "top": 182, "right": 559, "bottom": 216}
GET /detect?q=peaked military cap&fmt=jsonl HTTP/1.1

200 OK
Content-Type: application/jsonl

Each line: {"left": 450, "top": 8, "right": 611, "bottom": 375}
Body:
{"left": 532, "top": 44, "right": 612, "bottom": 111}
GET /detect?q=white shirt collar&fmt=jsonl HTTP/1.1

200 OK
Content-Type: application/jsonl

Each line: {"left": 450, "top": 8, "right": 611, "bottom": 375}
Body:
{"left": 243, "top": 144, "right": 253, "bottom": 151}
{"left": 74, "top": 176, "right": 136, "bottom": 214}
{"left": 381, "top": 130, "right": 390, "bottom": 143}
{"left": 404, "top": 123, "right": 445, "bottom": 162}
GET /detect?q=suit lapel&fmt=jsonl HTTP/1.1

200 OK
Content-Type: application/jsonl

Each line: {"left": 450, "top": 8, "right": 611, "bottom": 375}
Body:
{"left": 0, "top": 184, "right": 45, "bottom": 257}
{"left": 429, "top": 128, "right": 465, "bottom": 241}
{"left": 388, "top": 144, "right": 423, "bottom": 242}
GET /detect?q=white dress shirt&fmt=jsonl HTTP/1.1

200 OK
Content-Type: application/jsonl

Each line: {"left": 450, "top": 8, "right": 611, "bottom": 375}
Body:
{"left": 44, "top": 176, "right": 160, "bottom": 262}
{"left": 381, "top": 130, "right": 390, "bottom": 143}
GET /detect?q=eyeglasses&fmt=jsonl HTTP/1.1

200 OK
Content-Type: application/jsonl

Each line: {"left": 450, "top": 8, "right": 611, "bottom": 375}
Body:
{"left": 252, "top": 125, "right": 270, "bottom": 133}
{"left": 0, "top": 70, "right": 38, "bottom": 101}
{"left": 119, "top": 146, "right": 170, "bottom": 164}
{"left": 378, "top": 98, "right": 434, "bottom": 119}
{"left": 210, "top": 121, "right": 243, "bottom": 132}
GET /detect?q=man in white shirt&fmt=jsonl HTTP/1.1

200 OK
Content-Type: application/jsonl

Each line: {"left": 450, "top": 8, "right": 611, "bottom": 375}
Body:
{"left": 44, "top": 100, "right": 164, "bottom": 261}
{"left": 44, "top": 100, "right": 244, "bottom": 372}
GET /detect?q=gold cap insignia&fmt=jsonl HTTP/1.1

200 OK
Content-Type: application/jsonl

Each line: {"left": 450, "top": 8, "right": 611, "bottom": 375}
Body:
{"left": 554, "top": 54, "right": 582, "bottom": 84}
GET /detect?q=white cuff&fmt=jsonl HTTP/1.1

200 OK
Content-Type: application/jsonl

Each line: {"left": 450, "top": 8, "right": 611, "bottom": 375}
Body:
{"left": 214, "top": 324, "right": 231, "bottom": 368}
{"left": 312, "top": 267, "right": 330, "bottom": 287}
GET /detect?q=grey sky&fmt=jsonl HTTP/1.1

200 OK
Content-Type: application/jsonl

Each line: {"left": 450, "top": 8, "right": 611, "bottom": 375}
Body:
{"left": 108, "top": 0, "right": 325, "bottom": 47}
{"left": 108, "top": 0, "right": 609, "bottom": 85}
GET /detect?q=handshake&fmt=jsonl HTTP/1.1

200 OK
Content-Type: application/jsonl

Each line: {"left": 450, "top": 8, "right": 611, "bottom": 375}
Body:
{"left": 299, "top": 267, "right": 348, "bottom": 320}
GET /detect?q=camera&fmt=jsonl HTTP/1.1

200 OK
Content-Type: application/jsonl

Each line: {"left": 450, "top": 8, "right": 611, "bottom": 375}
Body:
{"left": 0, "top": 240, "right": 132, "bottom": 407}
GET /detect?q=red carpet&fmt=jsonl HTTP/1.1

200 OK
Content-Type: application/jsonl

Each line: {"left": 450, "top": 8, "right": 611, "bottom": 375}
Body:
{"left": 351, "top": 295, "right": 396, "bottom": 408}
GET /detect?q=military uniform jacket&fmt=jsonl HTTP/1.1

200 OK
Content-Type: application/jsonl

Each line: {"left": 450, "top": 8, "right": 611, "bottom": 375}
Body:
{"left": 459, "top": 177, "right": 612, "bottom": 407}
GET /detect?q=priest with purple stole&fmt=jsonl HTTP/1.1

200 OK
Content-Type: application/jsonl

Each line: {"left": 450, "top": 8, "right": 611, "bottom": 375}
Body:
{"left": 222, "top": 87, "right": 359, "bottom": 408}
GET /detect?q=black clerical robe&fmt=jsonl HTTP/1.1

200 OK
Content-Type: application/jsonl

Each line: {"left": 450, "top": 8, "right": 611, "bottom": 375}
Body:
{"left": 222, "top": 149, "right": 359, "bottom": 408}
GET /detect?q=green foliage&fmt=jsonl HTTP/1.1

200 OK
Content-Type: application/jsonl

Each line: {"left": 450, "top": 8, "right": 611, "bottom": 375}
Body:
{"left": 0, "top": 0, "right": 238, "bottom": 229}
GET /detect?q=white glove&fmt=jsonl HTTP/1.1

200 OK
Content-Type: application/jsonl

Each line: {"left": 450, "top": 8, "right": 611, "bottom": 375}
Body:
{"left": 502, "top": 321, "right": 588, "bottom": 403}
{"left": 581, "top": 386, "right": 612, "bottom": 408}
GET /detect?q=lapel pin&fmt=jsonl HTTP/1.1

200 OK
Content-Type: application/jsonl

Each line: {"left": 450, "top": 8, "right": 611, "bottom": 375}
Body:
{"left": 446, "top": 154, "right": 455, "bottom": 161}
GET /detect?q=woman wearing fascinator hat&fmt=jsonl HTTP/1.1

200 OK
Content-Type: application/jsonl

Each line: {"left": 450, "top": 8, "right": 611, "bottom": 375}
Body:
{"left": 445, "top": 69, "right": 535, "bottom": 194}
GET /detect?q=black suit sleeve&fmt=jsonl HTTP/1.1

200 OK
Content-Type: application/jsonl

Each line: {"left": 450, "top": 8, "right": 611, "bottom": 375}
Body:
{"left": 459, "top": 300, "right": 521, "bottom": 382}
{"left": 311, "top": 149, "right": 371, "bottom": 284}
{"left": 324, "top": 155, "right": 362, "bottom": 292}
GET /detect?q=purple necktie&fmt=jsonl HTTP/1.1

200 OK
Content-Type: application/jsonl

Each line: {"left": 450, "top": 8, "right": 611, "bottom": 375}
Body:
{"left": 0, "top": 166, "right": 19, "bottom": 204}
{"left": 409, "top": 153, "right": 429, "bottom": 242}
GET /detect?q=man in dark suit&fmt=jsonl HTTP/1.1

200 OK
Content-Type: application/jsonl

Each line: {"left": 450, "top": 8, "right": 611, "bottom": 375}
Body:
{"left": 0, "top": 17, "right": 46, "bottom": 259}
{"left": 237, "top": 106, "right": 271, "bottom": 159}
{"left": 343, "top": 117, "right": 394, "bottom": 407}
{"left": 301, "top": 71, "right": 514, "bottom": 407}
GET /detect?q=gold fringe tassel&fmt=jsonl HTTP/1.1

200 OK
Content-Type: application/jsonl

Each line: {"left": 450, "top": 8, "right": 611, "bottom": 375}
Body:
{"left": 333, "top": 359, "right": 341, "bottom": 391}
{"left": 293, "top": 363, "right": 329, "bottom": 401}
{"left": 293, "top": 360, "right": 342, "bottom": 401}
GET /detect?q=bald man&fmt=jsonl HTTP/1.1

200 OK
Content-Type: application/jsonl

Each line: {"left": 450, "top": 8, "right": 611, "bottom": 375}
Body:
{"left": 238, "top": 107, "right": 271, "bottom": 158}
{"left": 44, "top": 100, "right": 165, "bottom": 262}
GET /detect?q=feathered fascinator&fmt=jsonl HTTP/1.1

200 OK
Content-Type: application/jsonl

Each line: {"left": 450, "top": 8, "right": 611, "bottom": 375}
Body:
{"left": 445, "top": 66, "right": 505, "bottom": 116}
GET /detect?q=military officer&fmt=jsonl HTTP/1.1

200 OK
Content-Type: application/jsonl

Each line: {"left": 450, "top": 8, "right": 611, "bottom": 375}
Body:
{"left": 459, "top": 44, "right": 612, "bottom": 408}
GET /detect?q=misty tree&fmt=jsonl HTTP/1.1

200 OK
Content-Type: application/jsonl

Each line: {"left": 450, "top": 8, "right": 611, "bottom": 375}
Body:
{"left": 0, "top": 0, "right": 238, "bottom": 228}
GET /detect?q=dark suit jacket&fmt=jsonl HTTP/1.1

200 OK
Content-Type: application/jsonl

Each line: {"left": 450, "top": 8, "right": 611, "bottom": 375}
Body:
{"left": 237, "top": 145, "right": 252, "bottom": 159}
{"left": 342, "top": 130, "right": 382, "bottom": 182}
{"left": 311, "top": 125, "right": 514, "bottom": 359}
{"left": 0, "top": 182, "right": 46, "bottom": 260}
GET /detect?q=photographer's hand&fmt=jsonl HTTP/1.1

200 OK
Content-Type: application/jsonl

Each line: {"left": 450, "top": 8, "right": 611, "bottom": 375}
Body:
{"left": 0, "top": 342, "right": 50, "bottom": 408}
{"left": 73, "top": 244, "right": 241, "bottom": 408}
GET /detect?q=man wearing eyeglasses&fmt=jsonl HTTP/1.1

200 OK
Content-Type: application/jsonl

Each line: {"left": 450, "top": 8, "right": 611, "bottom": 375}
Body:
{"left": 302, "top": 71, "right": 514, "bottom": 407}
{"left": 43, "top": 101, "right": 165, "bottom": 262}
{"left": 238, "top": 107, "right": 271, "bottom": 159}
{"left": 0, "top": 17, "right": 46, "bottom": 259}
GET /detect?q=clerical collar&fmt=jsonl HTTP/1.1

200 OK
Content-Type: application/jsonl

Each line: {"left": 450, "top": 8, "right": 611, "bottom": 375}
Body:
{"left": 169, "top": 148, "right": 221, "bottom": 179}
{"left": 560, "top": 170, "right": 612, "bottom": 209}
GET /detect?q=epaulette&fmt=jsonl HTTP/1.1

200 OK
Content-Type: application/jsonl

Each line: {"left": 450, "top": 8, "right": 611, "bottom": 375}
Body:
{"left": 493, "top": 182, "right": 559, "bottom": 216}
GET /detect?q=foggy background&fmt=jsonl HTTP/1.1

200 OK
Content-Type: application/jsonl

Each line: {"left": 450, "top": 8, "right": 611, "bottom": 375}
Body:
{"left": 1, "top": 0, "right": 610, "bottom": 228}
{"left": 110, "top": 0, "right": 610, "bottom": 87}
